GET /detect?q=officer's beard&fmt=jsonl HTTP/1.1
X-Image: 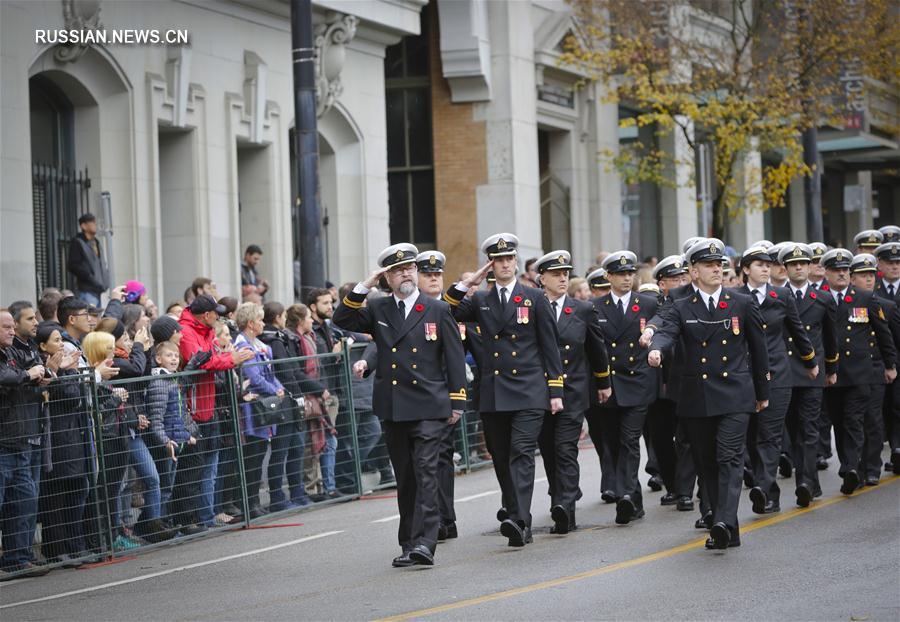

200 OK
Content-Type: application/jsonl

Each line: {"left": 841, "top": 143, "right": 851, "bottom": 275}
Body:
{"left": 397, "top": 281, "right": 416, "bottom": 296}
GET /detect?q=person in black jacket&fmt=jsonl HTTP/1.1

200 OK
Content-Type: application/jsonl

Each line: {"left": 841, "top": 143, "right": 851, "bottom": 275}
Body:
{"left": 259, "top": 301, "right": 325, "bottom": 510}
{"left": 649, "top": 238, "right": 770, "bottom": 550}
{"left": 872, "top": 241, "right": 900, "bottom": 473}
{"left": 535, "top": 250, "right": 611, "bottom": 534}
{"left": 35, "top": 322, "right": 90, "bottom": 567}
{"left": 0, "top": 309, "right": 49, "bottom": 576}
{"left": 66, "top": 213, "right": 110, "bottom": 307}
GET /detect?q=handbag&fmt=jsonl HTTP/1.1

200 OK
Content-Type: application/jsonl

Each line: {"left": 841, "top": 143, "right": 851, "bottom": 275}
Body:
{"left": 303, "top": 394, "right": 324, "bottom": 420}
{"left": 249, "top": 394, "right": 288, "bottom": 429}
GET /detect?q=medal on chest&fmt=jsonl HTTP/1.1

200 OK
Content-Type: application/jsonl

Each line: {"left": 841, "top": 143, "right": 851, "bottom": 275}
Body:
{"left": 639, "top": 317, "right": 646, "bottom": 331}
{"left": 850, "top": 307, "right": 869, "bottom": 323}
{"left": 517, "top": 306, "right": 530, "bottom": 324}
{"left": 731, "top": 316, "right": 740, "bottom": 335}
{"left": 424, "top": 322, "right": 438, "bottom": 341}
{"left": 457, "top": 323, "right": 466, "bottom": 341}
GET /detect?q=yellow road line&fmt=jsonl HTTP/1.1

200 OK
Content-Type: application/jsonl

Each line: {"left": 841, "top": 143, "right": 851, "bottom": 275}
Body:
{"left": 374, "top": 475, "right": 899, "bottom": 622}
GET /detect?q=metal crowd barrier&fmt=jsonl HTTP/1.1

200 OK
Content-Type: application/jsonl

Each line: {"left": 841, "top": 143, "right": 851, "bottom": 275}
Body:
{"left": 1, "top": 341, "right": 492, "bottom": 579}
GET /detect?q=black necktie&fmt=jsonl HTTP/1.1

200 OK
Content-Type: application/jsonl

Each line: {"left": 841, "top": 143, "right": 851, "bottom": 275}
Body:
{"left": 617, "top": 299, "right": 624, "bottom": 315}
{"left": 551, "top": 300, "right": 559, "bottom": 321}
{"left": 796, "top": 289, "right": 803, "bottom": 303}
{"left": 751, "top": 289, "right": 760, "bottom": 305}
{"left": 500, "top": 287, "right": 508, "bottom": 309}
{"left": 837, "top": 292, "right": 844, "bottom": 307}
{"left": 810, "top": 281, "right": 818, "bottom": 290}
{"left": 889, "top": 284, "right": 895, "bottom": 298}
{"left": 397, "top": 299, "right": 405, "bottom": 319}
{"left": 708, "top": 296, "right": 715, "bottom": 315}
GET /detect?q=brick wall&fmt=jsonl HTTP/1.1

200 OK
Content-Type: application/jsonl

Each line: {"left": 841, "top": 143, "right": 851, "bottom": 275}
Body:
{"left": 429, "top": 4, "right": 487, "bottom": 281}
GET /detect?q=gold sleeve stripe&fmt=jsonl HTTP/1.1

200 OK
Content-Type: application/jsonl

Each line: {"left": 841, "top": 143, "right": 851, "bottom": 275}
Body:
{"left": 825, "top": 354, "right": 839, "bottom": 363}
{"left": 593, "top": 368, "right": 610, "bottom": 379}
{"left": 800, "top": 350, "right": 816, "bottom": 362}
{"left": 341, "top": 296, "right": 363, "bottom": 309}
{"left": 442, "top": 292, "right": 460, "bottom": 307}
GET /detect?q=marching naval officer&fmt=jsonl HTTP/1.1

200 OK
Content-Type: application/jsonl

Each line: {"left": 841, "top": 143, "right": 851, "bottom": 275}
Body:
{"left": 444, "top": 233, "right": 564, "bottom": 547}
{"left": 648, "top": 238, "right": 770, "bottom": 550}
{"left": 334, "top": 243, "right": 467, "bottom": 567}
{"left": 534, "top": 250, "right": 611, "bottom": 534}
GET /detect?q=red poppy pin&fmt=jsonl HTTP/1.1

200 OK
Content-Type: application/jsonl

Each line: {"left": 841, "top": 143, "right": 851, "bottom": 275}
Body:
{"left": 414, "top": 303, "right": 425, "bottom": 312}
{"left": 631, "top": 304, "right": 640, "bottom": 312}
{"left": 718, "top": 301, "right": 728, "bottom": 309}
{"left": 564, "top": 306, "right": 573, "bottom": 315}
{"left": 844, "top": 295, "right": 853, "bottom": 303}
{"left": 513, "top": 295, "right": 523, "bottom": 304}
{"left": 877, "top": 271, "right": 884, "bottom": 279}
{"left": 769, "top": 291, "right": 778, "bottom": 298}
{"left": 809, "top": 291, "right": 817, "bottom": 299}
{"left": 821, "top": 284, "right": 830, "bottom": 291}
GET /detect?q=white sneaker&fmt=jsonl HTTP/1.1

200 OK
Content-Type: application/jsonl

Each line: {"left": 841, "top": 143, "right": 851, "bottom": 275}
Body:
{"left": 213, "top": 513, "right": 235, "bottom": 526}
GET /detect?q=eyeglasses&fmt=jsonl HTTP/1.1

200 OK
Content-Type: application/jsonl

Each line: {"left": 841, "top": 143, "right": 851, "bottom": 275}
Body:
{"left": 389, "top": 265, "right": 416, "bottom": 275}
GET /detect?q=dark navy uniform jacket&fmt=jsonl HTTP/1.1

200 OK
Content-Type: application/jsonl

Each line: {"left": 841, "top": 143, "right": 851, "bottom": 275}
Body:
{"left": 824, "top": 287, "right": 897, "bottom": 388}
{"left": 784, "top": 286, "right": 839, "bottom": 387}
{"left": 334, "top": 289, "right": 468, "bottom": 421}
{"left": 551, "top": 295, "right": 610, "bottom": 413}
{"left": 593, "top": 291, "right": 660, "bottom": 408}
{"left": 651, "top": 289, "right": 770, "bottom": 418}
{"left": 444, "top": 281, "right": 564, "bottom": 412}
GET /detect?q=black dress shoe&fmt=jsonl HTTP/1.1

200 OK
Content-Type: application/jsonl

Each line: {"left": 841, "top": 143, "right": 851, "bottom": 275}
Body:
{"left": 840, "top": 470, "right": 860, "bottom": 495}
{"left": 706, "top": 522, "right": 730, "bottom": 550}
{"left": 600, "top": 490, "right": 617, "bottom": 504}
{"left": 749, "top": 486, "right": 767, "bottom": 514}
{"left": 795, "top": 484, "right": 812, "bottom": 508}
{"left": 550, "top": 505, "right": 570, "bottom": 535}
{"left": 676, "top": 496, "right": 694, "bottom": 512}
{"left": 816, "top": 456, "right": 828, "bottom": 470}
{"left": 762, "top": 500, "right": 781, "bottom": 514}
{"left": 695, "top": 511, "right": 713, "bottom": 529}
{"left": 865, "top": 477, "right": 879, "bottom": 486}
{"left": 615, "top": 496, "right": 636, "bottom": 525}
{"left": 743, "top": 467, "right": 755, "bottom": 488}
{"left": 778, "top": 453, "right": 793, "bottom": 478}
{"left": 632, "top": 508, "right": 646, "bottom": 521}
{"left": 409, "top": 545, "right": 434, "bottom": 566}
{"left": 660, "top": 492, "right": 678, "bottom": 506}
{"left": 443, "top": 522, "right": 458, "bottom": 539}
{"left": 500, "top": 519, "right": 527, "bottom": 547}
{"left": 392, "top": 551, "right": 415, "bottom": 568}
{"left": 647, "top": 475, "right": 664, "bottom": 492}
{"left": 437, "top": 524, "right": 448, "bottom": 542}
{"left": 892, "top": 450, "right": 900, "bottom": 474}
{"left": 496, "top": 507, "right": 509, "bottom": 522}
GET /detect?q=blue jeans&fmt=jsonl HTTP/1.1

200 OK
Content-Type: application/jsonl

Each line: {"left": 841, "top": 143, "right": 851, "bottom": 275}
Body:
{"left": 198, "top": 449, "right": 219, "bottom": 525}
{"left": 123, "top": 436, "right": 161, "bottom": 525}
{"left": 157, "top": 456, "right": 177, "bottom": 518}
{"left": 0, "top": 445, "right": 40, "bottom": 569}
{"left": 77, "top": 291, "right": 101, "bottom": 307}
{"left": 356, "top": 411, "right": 382, "bottom": 468}
{"left": 320, "top": 434, "right": 338, "bottom": 493}
{"left": 268, "top": 422, "right": 309, "bottom": 505}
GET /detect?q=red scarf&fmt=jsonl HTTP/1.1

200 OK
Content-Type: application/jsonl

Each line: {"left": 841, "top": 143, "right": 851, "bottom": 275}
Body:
{"left": 297, "top": 331, "right": 318, "bottom": 378}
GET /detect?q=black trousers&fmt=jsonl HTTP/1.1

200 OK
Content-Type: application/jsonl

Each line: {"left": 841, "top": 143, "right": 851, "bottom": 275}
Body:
{"left": 383, "top": 418, "right": 444, "bottom": 553}
{"left": 241, "top": 437, "right": 269, "bottom": 507}
{"left": 39, "top": 475, "right": 88, "bottom": 559}
{"left": 646, "top": 399, "right": 684, "bottom": 495}
{"left": 684, "top": 412, "right": 750, "bottom": 536}
{"left": 480, "top": 409, "right": 545, "bottom": 528}
{"left": 785, "top": 386, "right": 823, "bottom": 495}
{"left": 825, "top": 385, "right": 870, "bottom": 476}
{"left": 817, "top": 401, "right": 833, "bottom": 460}
{"left": 862, "top": 383, "right": 885, "bottom": 480}
{"left": 886, "top": 379, "right": 900, "bottom": 453}
{"left": 584, "top": 405, "right": 615, "bottom": 494}
{"left": 597, "top": 405, "right": 648, "bottom": 509}
{"left": 538, "top": 409, "right": 585, "bottom": 514}
{"left": 747, "top": 386, "right": 792, "bottom": 503}
{"left": 436, "top": 420, "right": 458, "bottom": 525}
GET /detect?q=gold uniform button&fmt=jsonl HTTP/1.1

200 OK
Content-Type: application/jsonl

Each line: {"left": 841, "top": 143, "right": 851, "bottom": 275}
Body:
{"left": 392, "top": 380, "right": 397, "bottom": 385}
{"left": 722, "top": 372, "right": 728, "bottom": 378}
{"left": 629, "top": 370, "right": 635, "bottom": 375}
{"left": 563, "top": 373, "right": 568, "bottom": 379}
{"left": 564, "top": 359, "right": 569, "bottom": 365}
{"left": 722, "top": 339, "right": 727, "bottom": 345}
{"left": 788, "top": 337, "right": 793, "bottom": 342}
{"left": 806, "top": 325, "right": 811, "bottom": 330}
{"left": 629, "top": 356, "right": 634, "bottom": 362}
{"left": 412, "top": 364, "right": 417, "bottom": 369}
{"left": 702, "top": 341, "right": 707, "bottom": 347}
{"left": 412, "top": 348, "right": 417, "bottom": 353}
{"left": 412, "top": 380, "right": 417, "bottom": 385}
{"left": 762, "top": 324, "right": 767, "bottom": 330}
{"left": 846, "top": 350, "right": 851, "bottom": 356}
{"left": 611, "top": 356, "right": 617, "bottom": 361}
{"left": 611, "top": 342, "right": 617, "bottom": 348}
{"left": 494, "top": 352, "right": 499, "bottom": 358}
{"left": 494, "top": 370, "right": 500, "bottom": 376}
{"left": 870, "top": 331, "right": 875, "bottom": 336}
{"left": 512, "top": 351, "right": 517, "bottom": 357}
{"left": 629, "top": 343, "right": 634, "bottom": 348}
{"left": 701, "top": 357, "right": 707, "bottom": 363}
{"left": 391, "top": 363, "right": 397, "bottom": 369}
{"left": 511, "top": 335, "right": 517, "bottom": 340}
{"left": 565, "top": 345, "right": 571, "bottom": 350}
{"left": 611, "top": 370, "right": 617, "bottom": 375}
{"left": 722, "top": 356, "right": 727, "bottom": 362}
{"left": 391, "top": 347, "right": 397, "bottom": 353}
{"left": 494, "top": 335, "right": 500, "bottom": 340}
{"left": 512, "top": 369, "right": 517, "bottom": 375}
{"left": 788, "top": 350, "right": 793, "bottom": 356}
{"left": 846, "top": 338, "right": 851, "bottom": 343}
{"left": 847, "top": 326, "right": 852, "bottom": 331}
{"left": 702, "top": 373, "right": 708, "bottom": 379}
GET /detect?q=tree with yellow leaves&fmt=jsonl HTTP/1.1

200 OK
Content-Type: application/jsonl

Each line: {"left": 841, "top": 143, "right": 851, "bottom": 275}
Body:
{"left": 562, "top": 0, "right": 899, "bottom": 236}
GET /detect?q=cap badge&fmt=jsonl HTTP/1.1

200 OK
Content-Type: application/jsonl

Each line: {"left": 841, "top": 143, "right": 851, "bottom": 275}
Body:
{"left": 429, "top": 255, "right": 437, "bottom": 265}
{"left": 557, "top": 255, "right": 566, "bottom": 263}
{"left": 497, "top": 238, "right": 507, "bottom": 250}
{"left": 836, "top": 252, "right": 844, "bottom": 261}
{"left": 792, "top": 247, "right": 803, "bottom": 257}
{"left": 869, "top": 234, "right": 878, "bottom": 242}
{"left": 674, "top": 260, "right": 682, "bottom": 269}
{"left": 815, "top": 248, "right": 823, "bottom": 255}
{"left": 396, "top": 250, "right": 404, "bottom": 260}
{"left": 620, "top": 256, "right": 627, "bottom": 265}
{"left": 865, "top": 258, "right": 872, "bottom": 266}
{"left": 709, "top": 243, "right": 717, "bottom": 254}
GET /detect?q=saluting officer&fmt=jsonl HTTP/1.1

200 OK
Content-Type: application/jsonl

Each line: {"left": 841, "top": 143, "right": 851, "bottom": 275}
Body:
{"left": 820, "top": 249, "right": 897, "bottom": 495}
{"left": 534, "top": 250, "right": 612, "bottom": 534}
{"left": 848, "top": 254, "right": 895, "bottom": 486}
{"left": 586, "top": 268, "right": 611, "bottom": 299}
{"left": 415, "top": 250, "right": 460, "bottom": 541}
{"left": 648, "top": 238, "right": 770, "bottom": 550}
{"left": 333, "top": 243, "right": 467, "bottom": 567}
{"left": 737, "top": 245, "right": 818, "bottom": 514}
{"left": 873, "top": 241, "right": 900, "bottom": 473}
{"left": 591, "top": 250, "right": 660, "bottom": 525}
{"left": 445, "top": 233, "right": 564, "bottom": 547}
{"left": 778, "top": 243, "right": 838, "bottom": 507}
{"left": 645, "top": 255, "right": 696, "bottom": 511}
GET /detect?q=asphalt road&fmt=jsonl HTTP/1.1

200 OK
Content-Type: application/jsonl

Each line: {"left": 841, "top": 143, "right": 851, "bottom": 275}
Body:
{"left": 2, "top": 445, "right": 898, "bottom": 622}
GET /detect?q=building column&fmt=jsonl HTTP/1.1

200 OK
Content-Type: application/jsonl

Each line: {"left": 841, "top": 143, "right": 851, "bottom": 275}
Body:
{"left": 843, "top": 170, "right": 874, "bottom": 237}
{"left": 589, "top": 85, "right": 623, "bottom": 258}
{"left": 726, "top": 145, "right": 765, "bottom": 250}
{"left": 658, "top": 116, "right": 698, "bottom": 254}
